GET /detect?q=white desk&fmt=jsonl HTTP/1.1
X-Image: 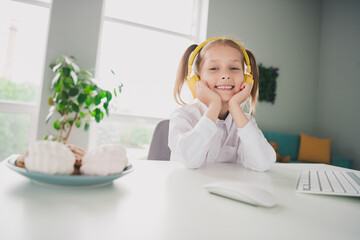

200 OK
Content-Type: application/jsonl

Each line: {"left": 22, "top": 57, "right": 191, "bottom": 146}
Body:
{"left": 1, "top": 159, "right": 359, "bottom": 240}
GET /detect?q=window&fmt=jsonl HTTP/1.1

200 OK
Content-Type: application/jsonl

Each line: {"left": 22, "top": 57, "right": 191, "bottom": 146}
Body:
{"left": 90, "top": 0, "right": 208, "bottom": 159}
{"left": 0, "top": 0, "right": 51, "bottom": 160}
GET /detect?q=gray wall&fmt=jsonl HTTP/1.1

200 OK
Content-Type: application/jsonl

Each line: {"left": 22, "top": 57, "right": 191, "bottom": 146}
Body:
{"left": 207, "top": 0, "right": 322, "bottom": 135}
{"left": 317, "top": 0, "right": 360, "bottom": 169}
{"left": 207, "top": 0, "right": 360, "bottom": 169}
{"left": 37, "top": 0, "right": 104, "bottom": 149}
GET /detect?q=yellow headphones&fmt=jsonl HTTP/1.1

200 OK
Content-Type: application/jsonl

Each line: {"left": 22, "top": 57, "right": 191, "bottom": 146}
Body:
{"left": 186, "top": 37, "right": 254, "bottom": 98}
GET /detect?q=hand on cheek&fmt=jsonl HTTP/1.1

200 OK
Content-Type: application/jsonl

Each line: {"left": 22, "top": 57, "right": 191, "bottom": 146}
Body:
{"left": 195, "top": 81, "right": 221, "bottom": 108}
{"left": 229, "top": 82, "right": 253, "bottom": 108}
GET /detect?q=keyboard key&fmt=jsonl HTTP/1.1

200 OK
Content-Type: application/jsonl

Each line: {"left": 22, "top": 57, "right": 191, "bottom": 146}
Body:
{"left": 310, "top": 171, "right": 320, "bottom": 191}
{"left": 347, "top": 172, "right": 360, "bottom": 187}
{"left": 318, "top": 171, "right": 332, "bottom": 192}
{"left": 333, "top": 171, "right": 357, "bottom": 194}
{"left": 298, "top": 171, "right": 310, "bottom": 190}
{"left": 325, "top": 171, "right": 345, "bottom": 193}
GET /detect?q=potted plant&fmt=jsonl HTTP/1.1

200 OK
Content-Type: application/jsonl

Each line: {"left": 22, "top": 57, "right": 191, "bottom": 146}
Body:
{"left": 45, "top": 55, "right": 122, "bottom": 143}
{"left": 15, "top": 55, "right": 124, "bottom": 175}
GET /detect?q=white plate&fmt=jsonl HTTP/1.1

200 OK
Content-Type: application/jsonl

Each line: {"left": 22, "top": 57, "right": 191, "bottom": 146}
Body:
{"left": 5, "top": 154, "right": 133, "bottom": 187}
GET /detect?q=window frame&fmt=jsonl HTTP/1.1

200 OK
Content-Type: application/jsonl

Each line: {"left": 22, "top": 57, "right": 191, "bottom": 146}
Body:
{"left": 0, "top": 0, "right": 51, "bottom": 145}
{"left": 88, "top": 0, "right": 208, "bottom": 151}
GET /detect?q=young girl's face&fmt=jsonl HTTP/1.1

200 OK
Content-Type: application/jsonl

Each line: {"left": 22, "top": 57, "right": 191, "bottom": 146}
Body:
{"left": 199, "top": 44, "right": 244, "bottom": 102}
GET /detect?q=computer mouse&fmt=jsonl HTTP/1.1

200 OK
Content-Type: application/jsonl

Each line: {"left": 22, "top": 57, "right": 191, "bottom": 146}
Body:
{"left": 203, "top": 181, "right": 277, "bottom": 208}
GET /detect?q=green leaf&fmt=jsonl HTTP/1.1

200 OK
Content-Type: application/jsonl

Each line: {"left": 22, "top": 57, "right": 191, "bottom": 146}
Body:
{"left": 103, "top": 102, "right": 108, "bottom": 109}
{"left": 111, "top": 69, "right": 115, "bottom": 75}
{"left": 69, "top": 87, "right": 79, "bottom": 96}
{"left": 70, "top": 62, "right": 80, "bottom": 73}
{"left": 70, "top": 71, "right": 78, "bottom": 84}
{"left": 51, "top": 72, "right": 60, "bottom": 89}
{"left": 92, "top": 108, "right": 100, "bottom": 116}
{"left": 52, "top": 62, "right": 62, "bottom": 72}
{"left": 69, "top": 55, "right": 77, "bottom": 61}
{"left": 55, "top": 56, "right": 64, "bottom": 64}
{"left": 62, "top": 67, "right": 71, "bottom": 77}
{"left": 55, "top": 79, "right": 63, "bottom": 93}
{"left": 100, "top": 90, "right": 106, "bottom": 98}
{"left": 94, "top": 95, "right": 101, "bottom": 105}
{"left": 85, "top": 85, "right": 92, "bottom": 95}
{"left": 77, "top": 93, "right": 87, "bottom": 104}
{"left": 60, "top": 90, "right": 69, "bottom": 100}
{"left": 48, "top": 96, "right": 54, "bottom": 106}
{"left": 64, "top": 55, "right": 72, "bottom": 65}
{"left": 84, "top": 121, "right": 90, "bottom": 131}
{"left": 53, "top": 119, "right": 61, "bottom": 130}
{"left": 95, "top": 114, "right": 101, "bottom": 123}
{"left": 68, "top": 117, "right": 74, "bottom": 125}
{"left": 114, "top": 88, "right": 117, "bottom": 97}
{"left": 71, "top": 102, "right": 79, "bottom": 112}
{"left": 57, "top": 103, "right": 65, "bottom": 111}
{"left": 63, "top": 77, "right": 73, "bottom": 89}
{"left": 45, "top": 106, "right": 55, "bottom": 123}
{"left": 75, "top": 119, "right": 82, "bottom": 128}
{"left": 106, "top": 91, "right": 112, "bottom": 102}
{"left": 85, "top": 95, "right": 92, "bottom": 106}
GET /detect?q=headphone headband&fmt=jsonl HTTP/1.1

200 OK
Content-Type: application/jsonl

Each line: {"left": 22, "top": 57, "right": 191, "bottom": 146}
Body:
{"left": 187, "top": 37, "right": 252, "bottom": 78}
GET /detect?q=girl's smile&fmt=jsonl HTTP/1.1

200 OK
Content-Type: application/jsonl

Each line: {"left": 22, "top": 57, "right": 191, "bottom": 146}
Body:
{"left": 215, "top": 85, "right": 235, "bottom": 90}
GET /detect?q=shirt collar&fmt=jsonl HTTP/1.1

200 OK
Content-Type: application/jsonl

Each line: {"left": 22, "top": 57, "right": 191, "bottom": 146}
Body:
{"left": 196, "top": 99, "right": 233, "bottom": 133}
{"left": 216, "top": 113, "right": 233, "bottom": 133}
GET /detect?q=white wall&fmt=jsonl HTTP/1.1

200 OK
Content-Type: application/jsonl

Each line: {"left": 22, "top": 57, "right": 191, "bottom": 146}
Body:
{"left": 317, "top": 0, "right": 360, "bottom": 169}
{"left": 207, "top": 0, "right": 322, "bottom": 135}
{"left": 37, "top": 0, "right": 104, "bottom": 149}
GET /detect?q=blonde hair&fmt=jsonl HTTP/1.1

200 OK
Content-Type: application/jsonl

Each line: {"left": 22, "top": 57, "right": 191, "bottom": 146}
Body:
{"left": 173, "top": 38, "right": 259, "bottom": 115}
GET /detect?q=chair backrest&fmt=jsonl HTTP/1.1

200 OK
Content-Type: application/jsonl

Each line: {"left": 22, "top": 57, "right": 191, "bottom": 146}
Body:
{"left": 147, "top": 119, "right": 171, "bottom": 160}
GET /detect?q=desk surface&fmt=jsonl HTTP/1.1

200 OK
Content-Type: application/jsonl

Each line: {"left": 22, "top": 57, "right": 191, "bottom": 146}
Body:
{"left": 1, "top": 158, "right": 359, "bottom": 240}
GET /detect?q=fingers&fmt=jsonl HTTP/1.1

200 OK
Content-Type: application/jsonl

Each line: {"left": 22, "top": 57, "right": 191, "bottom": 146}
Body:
{"left": 240, "top": 82, "right": 253, "bottom": 92}
{"left": 240, "top": 82, "right": 246, "bottom": 90}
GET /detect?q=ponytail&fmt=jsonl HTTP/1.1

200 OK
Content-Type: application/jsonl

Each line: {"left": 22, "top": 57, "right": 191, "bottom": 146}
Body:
{"left": 246, "top": 49, "right": 259, "bottom": 115}
{"left": 174, "top": 44, "right": 198, "bottom": 105}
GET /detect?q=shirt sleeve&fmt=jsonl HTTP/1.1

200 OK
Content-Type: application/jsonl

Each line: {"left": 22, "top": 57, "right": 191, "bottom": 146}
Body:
{"left": 168, "top": 110, "right": 217, "bottom": 169}
{"left": 236, "top": 116, "right": 276, "bottom": 172}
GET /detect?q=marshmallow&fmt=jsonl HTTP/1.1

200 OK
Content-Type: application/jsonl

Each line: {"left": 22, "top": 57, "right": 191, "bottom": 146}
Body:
{"left": 80, "top": 144, "right": 128, "bottom": 176}
{"left": 25, "top": 141, "right": 75, "bottom": 175}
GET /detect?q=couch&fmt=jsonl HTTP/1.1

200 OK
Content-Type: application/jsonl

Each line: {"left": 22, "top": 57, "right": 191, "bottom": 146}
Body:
{"left": 262, "top": 130, "right": 353, "bottom": 169}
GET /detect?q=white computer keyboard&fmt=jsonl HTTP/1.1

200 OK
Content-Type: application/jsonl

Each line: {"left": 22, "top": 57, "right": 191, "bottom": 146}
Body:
{"left": 296, "top": 169, "right": 360, "bottom": 197}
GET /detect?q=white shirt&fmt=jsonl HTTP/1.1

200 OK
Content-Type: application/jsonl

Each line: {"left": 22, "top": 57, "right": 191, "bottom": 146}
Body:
{"left": 168, "top": 101, "right": 276, "bottom": 171}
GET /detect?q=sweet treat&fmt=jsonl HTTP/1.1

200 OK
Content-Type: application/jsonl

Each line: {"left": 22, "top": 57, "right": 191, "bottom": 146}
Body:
{"left": 80, "top": 144, "right": 128, "bottom": 176}
{"left": 24, "top": 141, "right": 75, "bottom": 175}
{"left": 66, "top": 144, "right": 86, "bottom": 175}
{"left": 15, "top": 153, "right": 27, "bottom": 169}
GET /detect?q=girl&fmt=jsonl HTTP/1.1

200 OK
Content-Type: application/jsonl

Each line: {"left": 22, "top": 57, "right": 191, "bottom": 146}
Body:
{"left": 168, "top": 37, "right": 276, "bottom": 171}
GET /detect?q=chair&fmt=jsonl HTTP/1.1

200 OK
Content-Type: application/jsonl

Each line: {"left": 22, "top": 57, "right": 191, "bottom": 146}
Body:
{"left": 147, "top": 119, "right": 171, "bottom": 160}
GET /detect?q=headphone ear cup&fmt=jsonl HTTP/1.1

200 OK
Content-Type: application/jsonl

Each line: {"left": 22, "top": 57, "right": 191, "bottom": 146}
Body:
{"left": 187, "top": 75, "right": 200, "bottom": 98}
{"left": 243, "top": 74, "right": 254, "bottom": 85}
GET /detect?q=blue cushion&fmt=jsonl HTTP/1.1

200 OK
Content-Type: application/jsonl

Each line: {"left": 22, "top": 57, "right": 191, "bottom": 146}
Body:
{"left": 331, "top": 156, "right": 353, "bottom": 169}
{"left": 262, "top": 131, "right": 300, "bottom": 160}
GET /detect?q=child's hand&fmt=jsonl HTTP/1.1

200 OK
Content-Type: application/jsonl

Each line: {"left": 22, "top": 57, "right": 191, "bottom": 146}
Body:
{"left": 228, "top": 82, "right": 253, "bottom": 109}
{"left": 195, "top": 81, "right": 221, "bottom": 108}
{"left": 228, "top": 82, "right": 253, "bottom": 128}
